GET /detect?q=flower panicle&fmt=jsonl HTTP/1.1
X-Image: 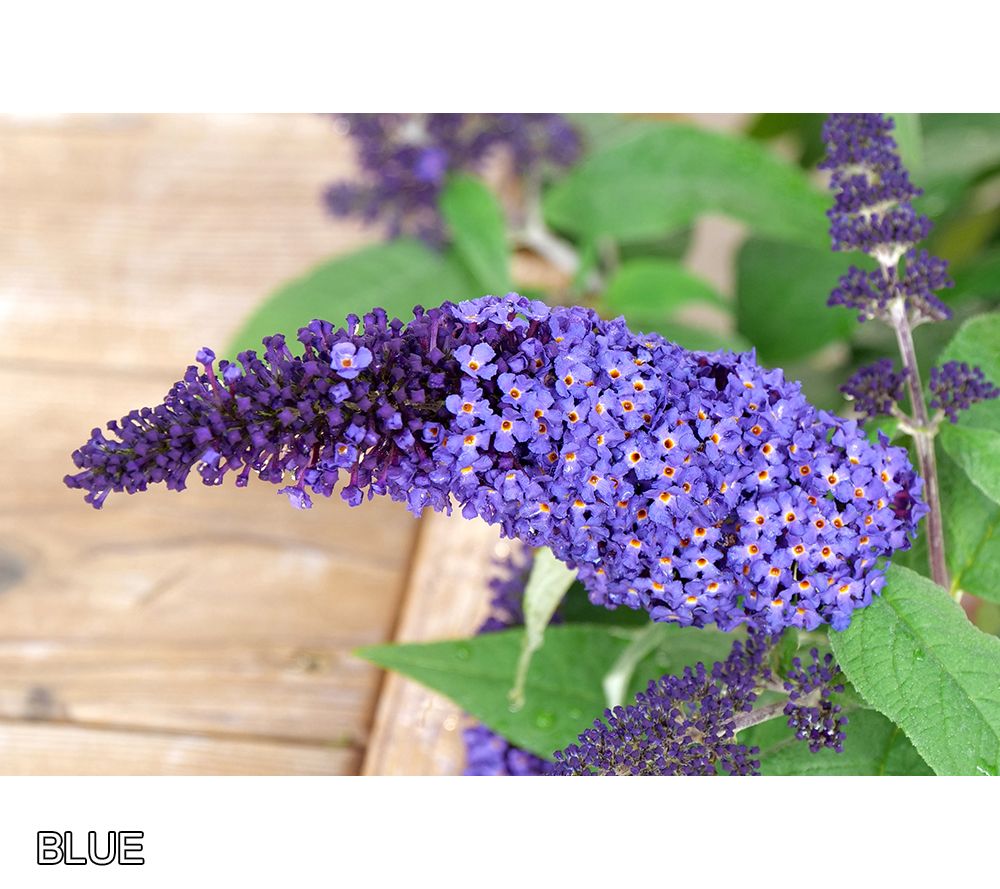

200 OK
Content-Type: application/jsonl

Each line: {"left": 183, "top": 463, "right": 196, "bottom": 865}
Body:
{"left": 65, "top": 294, "right": 924, "bottom": 634}
{"left": 547, "top": 631, "right": 848, "bottom": 775}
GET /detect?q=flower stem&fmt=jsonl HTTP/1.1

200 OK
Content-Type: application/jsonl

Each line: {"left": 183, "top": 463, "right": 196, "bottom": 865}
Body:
{"left": 732, "top": 700, "right": 789, "bottom": 733}
{"left": 889, "top": 300, "right": 950, "bottom": 591}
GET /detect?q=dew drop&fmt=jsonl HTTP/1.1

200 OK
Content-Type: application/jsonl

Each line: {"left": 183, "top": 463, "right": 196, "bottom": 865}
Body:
{"left": 975, "top": 759, "right": 998, "bottom": 776}
{"left": 535, "top": 710, "right": 556, "bottom": 729}
{"left": 913, "top": 650, "right": 926, "bottom": 662}
{"left": 455, "top": 643, "right": 471, "bottom": 661}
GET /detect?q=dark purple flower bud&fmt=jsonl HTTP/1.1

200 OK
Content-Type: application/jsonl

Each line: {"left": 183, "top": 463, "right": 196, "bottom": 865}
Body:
{"left": 783, "top": 648, "right": 847, "bottom": 754}
{"left": 929, "top": 361, "right": 1000, "bottom": 423}
{"left": 64, "top": 295, "right": 925, "bottom": 633}
{"left": 841, "top": 359, "right": 909, "bottom": 420}
{"left": 822, "top": 114, "right": 952, "bottom": 324}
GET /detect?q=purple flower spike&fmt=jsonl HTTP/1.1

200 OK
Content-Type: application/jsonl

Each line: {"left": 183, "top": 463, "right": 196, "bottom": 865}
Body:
{"left": 548, "top": 631, "right": 773, "bottom": 776}
{"left": 822, "top": 114, "right": 953, "bottom": 324}
{"left": 841, "top": 359, "right": 909, "bottom": 420}
{"left": 324, "top": 114, "right": 582, "bottom": 245}
{"left": 65, "top": 295, "right": 925, "bottom": 633}
{"left": 929, "top": 361, "right": 1000, "bottom": 423}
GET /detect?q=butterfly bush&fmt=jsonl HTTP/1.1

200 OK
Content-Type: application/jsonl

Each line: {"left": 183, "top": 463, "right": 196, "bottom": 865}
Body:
{"left": 325, "top": 114, "right": 581, "bottom": 245}
{"left": 65, "top": 293, "right": 925, "bottom": 634}
{"left": 548, "top": 631, "right": 846, "bottom": 776}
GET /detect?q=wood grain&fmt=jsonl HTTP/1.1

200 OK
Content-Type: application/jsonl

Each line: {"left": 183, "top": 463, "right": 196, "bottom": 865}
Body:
{"left": 0, "top": 114, "right": 420, "bottom": 774}
{"left": 362, "top": 512, "right": 521, "bottom": 775}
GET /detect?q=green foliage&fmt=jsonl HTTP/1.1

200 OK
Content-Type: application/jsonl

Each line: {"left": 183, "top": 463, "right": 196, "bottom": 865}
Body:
{"left": 544, "top": 123, "right": 829, "bottom": 248}
{"left": 509, "top": 548, "right": 576, "bottom": 710}
{"left": 228, "top": 239, "right": 475, "bottom": 356}
{"left": 604, "top": 258, "right": 725, "bottom": 318}
{"left": 439, "top": 175, "right": 512, "bottom": 293}
{"left": 357, "top": 623, "right": 735, "bottom": 760}
{"left": 736, "top": 238, "right": 858, "bottom": 364}
{"left": 934, "top": 452, "right": 1000, "bottom": 603}
{"left": 939, "top": 425, "right": 1000, "bottom": 506}
{"left": 831, "top": 565, "right": 1000, "bottom": 775}
{"left": 600, "top": 258, "right": 743, "bottom": 352}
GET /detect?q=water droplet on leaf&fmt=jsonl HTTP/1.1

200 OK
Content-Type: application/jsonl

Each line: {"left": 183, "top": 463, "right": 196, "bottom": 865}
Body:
{"left": 455, "top": 644, "right": 471, "bottom": 661}
{"left": 535, "top": 710, "right": 556, "bottom": 729}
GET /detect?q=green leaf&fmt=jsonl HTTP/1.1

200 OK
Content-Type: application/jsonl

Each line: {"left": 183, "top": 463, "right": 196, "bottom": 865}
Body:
{"left": 439, "top": 175, "right": 512, "bottom": 293}
{"left": 747, "top": 707, "right": 932, "bottom": 776}
{"left": 736, "top": 238, "right": 858, "bottom": 364}
{"left": 831, "top": 564, "right": 1000, "bottom": 775}
{"left": 227, "top": 239, "right": 476, "bottom": 356}
{"left": 890, "top": 113, "right": 923, "bottom": 173}
{"left": 544, "top": 123, "right": 829, "bottom": 248}
{"left": 922, "top": 114, "right": 1000, "bottom": 180}
{"left": 509, "top": 548, "right": 576, "bottom": 710}
{"left": 357, "top": 623, "right": 735, "bottom": 759}
{"left": 603, "top": 258, "right": 726, "bottom": 321}
{"left": 932, "top": 451, "right": 1000, "bottom": 603}
{"left": 939, "top": 425, "right": 1000, "bottom": 506}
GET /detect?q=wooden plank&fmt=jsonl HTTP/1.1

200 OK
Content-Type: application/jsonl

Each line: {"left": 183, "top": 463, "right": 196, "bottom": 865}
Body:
{"left": 362, "top": 512, "right": 521, "bottom": 775}
{"left": 0, "top": 114, "right": 422, "bottom": 773}
{"left": 0, "top": 114, "right": 372, "bottom": 373}
{"left": 0, "top": 722, "right": 357, "bottom": 775}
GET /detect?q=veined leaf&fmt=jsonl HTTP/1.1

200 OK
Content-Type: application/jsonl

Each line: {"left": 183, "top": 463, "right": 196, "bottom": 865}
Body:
{"left": 440, "top": 175, "right": 512, "bottom": 294}
{"left": 831, "top": 565, "right": 1000, "bottom": 775}
{"left": 544, "top": 123, "right": 829, "bottom": 248}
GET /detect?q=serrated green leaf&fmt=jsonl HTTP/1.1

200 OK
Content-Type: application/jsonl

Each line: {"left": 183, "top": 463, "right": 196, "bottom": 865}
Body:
{"left": 736, "top": 238, "right": 858, "bottom": 364}
{"left": 831, "top": 564, "right": 1000, "bottom": 775}
{"left": 357, "top": 623, "right": 735, "bottom": 760}
{"left": 440, "top": 175, "right": 512, "bottom": 293}
{"left": 939, "top": 424, "right": 1000, "bottom": 506}
{"left": 227, "top": 239, "right": 476, "bottom": 356}
{"left": 544, "top": 123, "right": 829, "bottom": 248}
{"left": 746, "top": 707, "right": 932, "bottom": 776}
{"left": 936, "top": 451, "right": 1000, "bottom": 603}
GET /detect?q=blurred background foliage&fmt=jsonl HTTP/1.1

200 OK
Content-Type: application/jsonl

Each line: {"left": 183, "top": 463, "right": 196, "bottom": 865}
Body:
{"left": 232, "top": 113, "right": 1000, "bottom": 416}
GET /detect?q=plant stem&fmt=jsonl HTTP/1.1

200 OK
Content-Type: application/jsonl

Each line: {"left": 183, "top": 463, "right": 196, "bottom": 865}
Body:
{"left": 888, "top": 299, "right": 950, "bottom": 591}
{"left": 732, "top": 700, "right": 789, "bottom": 733}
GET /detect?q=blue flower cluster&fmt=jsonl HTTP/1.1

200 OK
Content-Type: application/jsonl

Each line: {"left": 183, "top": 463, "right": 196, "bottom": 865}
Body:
{"left": 65, "top": 294, "right": 924, "bottom": 633}
{"left": 325, "top": 114, "right": 581, "bottom": 245}
{"left": 822, "top": 114, "right": 952, "bottom": 324}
